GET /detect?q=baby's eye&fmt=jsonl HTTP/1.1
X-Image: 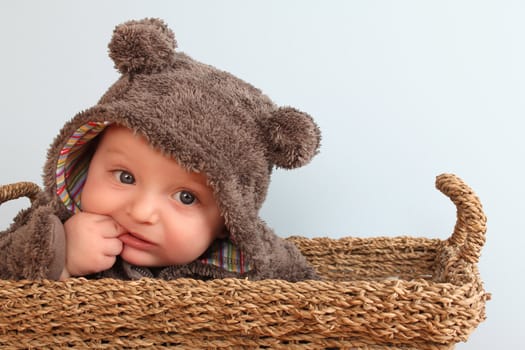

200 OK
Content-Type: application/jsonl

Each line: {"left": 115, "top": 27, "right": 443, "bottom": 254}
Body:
{"left": 113, "top": 170, "right": 135, "bottom": 185}
{"left": 173, "top": 190, "right": 197, "bottom": 205}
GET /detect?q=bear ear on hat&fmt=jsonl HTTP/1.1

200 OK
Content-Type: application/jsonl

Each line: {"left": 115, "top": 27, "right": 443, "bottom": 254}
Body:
{"left": 264, "top": 107, "right": 321, "bottom": 169}
{"left": 109, "top": 18, "right": 177, "bottom": 74}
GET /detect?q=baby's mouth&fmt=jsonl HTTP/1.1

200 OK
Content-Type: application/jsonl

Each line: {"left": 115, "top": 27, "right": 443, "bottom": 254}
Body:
{"left": 119, "top": 232, "right": 155, "bottom": 250}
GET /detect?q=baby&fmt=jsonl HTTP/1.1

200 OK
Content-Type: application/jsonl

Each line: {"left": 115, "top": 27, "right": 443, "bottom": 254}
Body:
{"left": 60, "top": 125, "right": 227, "bottom": 279}
{"left": 0, "top": 18, "right": 321, "bottom": 282}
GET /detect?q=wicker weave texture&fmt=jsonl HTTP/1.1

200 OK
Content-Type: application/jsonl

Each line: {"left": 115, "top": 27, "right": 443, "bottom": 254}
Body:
{"left": 0, "top": 174, "right": 489, "bottom": 349}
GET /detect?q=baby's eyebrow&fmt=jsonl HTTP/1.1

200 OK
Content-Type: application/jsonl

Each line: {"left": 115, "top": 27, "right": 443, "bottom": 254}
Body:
{"left": 180, "top": 176, "right": 213, "bottom": 195}
{"left": 183, "top": 180, "right": 209, "bottom": 193}
{"left": 101, "top": 146, "right": 129, "bottom": 158}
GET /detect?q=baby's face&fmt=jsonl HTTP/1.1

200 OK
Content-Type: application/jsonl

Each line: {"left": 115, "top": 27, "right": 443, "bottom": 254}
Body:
{"left": 81, "top": 125, "right": 225, "bottom": 267}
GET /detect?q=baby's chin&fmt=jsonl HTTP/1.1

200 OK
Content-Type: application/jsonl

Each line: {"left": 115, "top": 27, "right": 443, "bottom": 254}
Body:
{"left": 119, "top": 246, "right": 192, "bottom": 267}
{"left": 119, "top": 246, "right": 160, "bottom": 267}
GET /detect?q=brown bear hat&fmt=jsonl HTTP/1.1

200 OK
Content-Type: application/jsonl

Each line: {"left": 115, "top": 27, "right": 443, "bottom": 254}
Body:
{"left": 43, "top": 18, "right": 321, "bottom": 281}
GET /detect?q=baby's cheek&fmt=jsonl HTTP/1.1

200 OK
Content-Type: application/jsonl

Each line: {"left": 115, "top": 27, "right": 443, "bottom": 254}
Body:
{"left": 79, "top": 191, "right": 93, "bottom": 212}
{"left": 164, "top": 232, "right": 208, "bottom": 263}
{"left": 80, "top": 187, "right": 111, "bottom": 215}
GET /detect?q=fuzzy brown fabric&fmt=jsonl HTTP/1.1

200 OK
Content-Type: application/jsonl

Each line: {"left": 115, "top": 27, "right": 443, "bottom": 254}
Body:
{"left": 0, "top": 18, "right": 321, "bottom": 281}
{"left": 0, "top": 191, "right": 67, "bottom": 280}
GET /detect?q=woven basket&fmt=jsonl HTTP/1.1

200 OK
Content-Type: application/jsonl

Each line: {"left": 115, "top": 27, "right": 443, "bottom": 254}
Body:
{"left": 0, "top": 174, "right": 489, "bottom": 349}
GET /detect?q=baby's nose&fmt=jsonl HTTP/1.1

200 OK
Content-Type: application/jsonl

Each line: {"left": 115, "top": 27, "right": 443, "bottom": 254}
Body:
{"left": 127, "top": 193, "right": 159, "bottom": 224}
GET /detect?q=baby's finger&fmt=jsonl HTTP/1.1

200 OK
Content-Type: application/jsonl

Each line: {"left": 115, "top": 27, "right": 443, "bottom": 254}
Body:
{"left": 94, "top": 255, "right": 118, "bottom": 273}
{"left": 115, "top": 222, "right": 128, "bottom": 235}
{"left": 103, "top": 238, "right": 124, "bottom": 257}
{"left": 99, "top": 219, "right": 127, "bottom": 238}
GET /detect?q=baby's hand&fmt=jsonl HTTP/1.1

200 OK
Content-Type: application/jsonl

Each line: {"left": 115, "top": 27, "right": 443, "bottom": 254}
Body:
{"left": 61, "top": 212, "right": 126, "bottom": 278}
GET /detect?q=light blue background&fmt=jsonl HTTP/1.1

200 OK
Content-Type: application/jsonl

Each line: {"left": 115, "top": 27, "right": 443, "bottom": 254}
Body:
{"left": 0, "top": 1, "right": 523, "bottom": 348}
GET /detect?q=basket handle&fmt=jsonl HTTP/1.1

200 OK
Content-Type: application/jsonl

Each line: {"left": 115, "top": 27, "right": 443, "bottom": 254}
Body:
{"left": 436, "top": 173, "right": 487, "bottom": 264}
{"left": 0, "top": 181, "right": 42, "bottom": 205}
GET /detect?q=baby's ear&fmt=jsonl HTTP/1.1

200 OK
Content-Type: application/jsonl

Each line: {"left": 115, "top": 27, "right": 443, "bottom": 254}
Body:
{"left": 264, "top": 107, "right": 321, "bottom": 169}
